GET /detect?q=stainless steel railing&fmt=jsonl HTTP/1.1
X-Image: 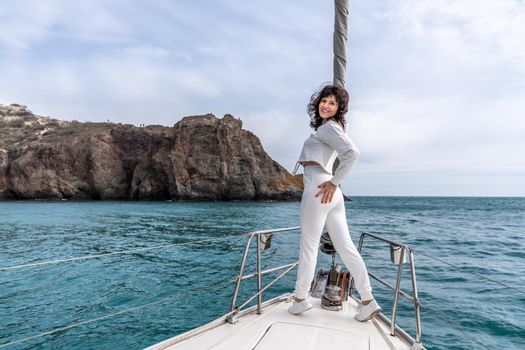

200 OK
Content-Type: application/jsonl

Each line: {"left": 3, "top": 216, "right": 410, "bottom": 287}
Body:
{"left": 227, "top": 227, "right": 423, "bottom": 349}
{"left": 352, "top": 232, "right": 423, "bottom": 348}
{"left": 227, "top": 226, "right": 300, "bottom": 323}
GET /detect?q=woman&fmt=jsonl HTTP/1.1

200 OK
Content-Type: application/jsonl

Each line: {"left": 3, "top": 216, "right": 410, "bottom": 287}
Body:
{"left": 289, "top": 84, "right": 381, "bottom": 322}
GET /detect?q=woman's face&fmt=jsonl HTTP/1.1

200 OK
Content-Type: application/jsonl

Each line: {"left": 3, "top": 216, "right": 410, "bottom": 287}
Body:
{"left": 318, "top": 95, "right": 339, "bottom": 120}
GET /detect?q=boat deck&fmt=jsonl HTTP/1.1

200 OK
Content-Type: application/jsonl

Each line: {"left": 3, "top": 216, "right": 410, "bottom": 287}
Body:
{"left": 146, "top": 295, "right": 412, "bottom": 350}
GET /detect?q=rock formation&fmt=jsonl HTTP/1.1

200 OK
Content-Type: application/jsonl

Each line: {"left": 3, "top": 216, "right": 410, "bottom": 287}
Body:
{"left": 0, "top": 103, "right": 303, "bottom": 200}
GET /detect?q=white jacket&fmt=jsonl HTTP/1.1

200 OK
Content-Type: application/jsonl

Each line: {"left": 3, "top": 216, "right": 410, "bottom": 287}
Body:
{"left": 292, "top": 119, "right": 360, "bottom": 186}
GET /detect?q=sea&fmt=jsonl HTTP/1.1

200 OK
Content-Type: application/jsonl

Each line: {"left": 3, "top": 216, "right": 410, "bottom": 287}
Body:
{"left": 0, "top": 197, "right": 524, "bottom": 350}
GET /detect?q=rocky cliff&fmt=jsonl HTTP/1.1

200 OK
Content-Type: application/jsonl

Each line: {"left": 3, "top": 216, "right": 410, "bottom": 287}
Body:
{"left": 0, "top": 103, "right": 303, "bottom": 200}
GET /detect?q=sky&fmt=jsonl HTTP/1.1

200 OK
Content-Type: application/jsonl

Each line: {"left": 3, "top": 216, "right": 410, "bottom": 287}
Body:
{"left": 1, "top": 0, "right": 524, "bottom": 196}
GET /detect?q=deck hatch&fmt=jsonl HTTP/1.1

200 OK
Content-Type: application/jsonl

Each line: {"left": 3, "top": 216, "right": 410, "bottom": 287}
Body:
{"left": 254, "top": 322, "right": 370, "bottom": 350}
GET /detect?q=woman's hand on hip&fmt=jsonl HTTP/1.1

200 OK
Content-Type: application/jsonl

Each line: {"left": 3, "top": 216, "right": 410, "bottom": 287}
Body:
{"left": 315, "top": 181, "right": 337, "bottom": 204}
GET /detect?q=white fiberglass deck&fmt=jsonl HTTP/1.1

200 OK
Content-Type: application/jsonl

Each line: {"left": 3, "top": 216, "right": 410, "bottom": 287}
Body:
{"left": 146, "top": 295, "right": 412, "bottom": 350}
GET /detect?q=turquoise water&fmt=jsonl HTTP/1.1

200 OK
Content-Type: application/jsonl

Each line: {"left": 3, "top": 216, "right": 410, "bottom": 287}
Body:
{"left": 0, "top": 198, "right": 524, "bottom": 350}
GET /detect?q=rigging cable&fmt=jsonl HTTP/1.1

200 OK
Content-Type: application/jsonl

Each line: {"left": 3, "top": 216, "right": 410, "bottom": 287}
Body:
{"left": 413, "top": 249, "right": 525, "bottom": 295}
{"left": 0, "top": 275, "right": 237, "bottom": 348}
{"left": 418, "top": 300, "right": 492, "bottom": 350}
{"left": 0, "top": 233, "right": 249, "bottom": 272}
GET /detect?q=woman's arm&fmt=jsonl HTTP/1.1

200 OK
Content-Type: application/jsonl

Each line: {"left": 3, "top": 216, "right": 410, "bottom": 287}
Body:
{"left": 317, "top": 121, "right": 360, "bottom": 186}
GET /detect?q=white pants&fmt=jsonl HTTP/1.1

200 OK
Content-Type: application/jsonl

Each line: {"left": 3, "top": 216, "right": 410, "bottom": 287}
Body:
{"left": 294, "top": 165, "right": 373, "bottom": 301}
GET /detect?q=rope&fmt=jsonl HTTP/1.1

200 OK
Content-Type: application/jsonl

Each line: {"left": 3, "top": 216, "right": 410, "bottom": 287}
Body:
{"left": 0, "top": 276, "right": 235, "bottom": 348}
{"left": 414, "top": 249, "right": 525, "bottom": 295}
{"left": 371, "top": 318, "right": 396, "bottom": 350}
{"left": 0, "top": 233, "right": 246, "bottom": 272}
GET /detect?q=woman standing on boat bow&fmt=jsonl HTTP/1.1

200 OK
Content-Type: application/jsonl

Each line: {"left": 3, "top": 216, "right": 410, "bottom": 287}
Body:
{"left": 289, "top": 84, "right": 381, "bottom": 322}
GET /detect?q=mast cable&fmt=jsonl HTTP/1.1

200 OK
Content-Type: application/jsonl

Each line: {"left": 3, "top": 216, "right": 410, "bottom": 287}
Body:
{"left": 0, "top": 275, "right": 236, "bottom": 348}
{"left": 418, "top": 301, "right": 492, "bottom": 350}
{"left": 3, "top": 229, "right": 522, "bottom": 348}
{"left": 0, "top": 233, "right": 248, "bottom": 272}
{"left": 413, "top": 249, "right": 525, "bottom": 295}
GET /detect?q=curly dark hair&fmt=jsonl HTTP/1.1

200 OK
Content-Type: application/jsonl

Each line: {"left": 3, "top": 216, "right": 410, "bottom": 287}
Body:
{"left": 308, "top": 84, "right": 349, "bottom": 130}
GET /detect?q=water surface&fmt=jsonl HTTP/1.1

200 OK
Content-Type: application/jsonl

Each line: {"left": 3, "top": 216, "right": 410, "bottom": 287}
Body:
{"left": 1, "top": 197, "right": 524, "bottom": 349}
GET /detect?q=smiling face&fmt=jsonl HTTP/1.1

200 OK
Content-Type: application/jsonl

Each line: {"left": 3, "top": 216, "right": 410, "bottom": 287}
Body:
{"left": 318, "top": 95, "right": 339, "bottom": 120}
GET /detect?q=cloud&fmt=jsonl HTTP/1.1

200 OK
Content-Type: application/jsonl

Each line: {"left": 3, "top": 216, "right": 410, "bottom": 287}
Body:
{"left": 351, "top": 92, "right": 525, "bottom": 173}
{"left": 120, "top": 45, "right": 170, "bottom": 59}
{"left": 385, "top": 0, "right": 525, "bottom": 72}
{"left": 333, "top": 0, "right": 525, "bottom": 195}
{"left": 0, "top": 0, "right": 333, "bottom": 117}
{"left": 0, "top": 0, "right": 524, "bottom": 195}
{"left": 0, "top": 1, "right": 135, "bottom": 50}
{"left": 238, "top": 108, "right": 307, "bottom": 164}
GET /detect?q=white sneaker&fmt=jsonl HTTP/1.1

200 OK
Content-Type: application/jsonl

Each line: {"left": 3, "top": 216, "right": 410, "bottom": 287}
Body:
{"left": 288, "top": 299, "right": 313, "bottom": 315}
{"left": 354, "top": 299, "right": 382, "bottom": 322}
